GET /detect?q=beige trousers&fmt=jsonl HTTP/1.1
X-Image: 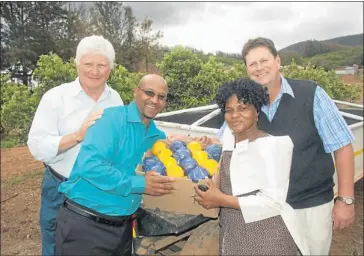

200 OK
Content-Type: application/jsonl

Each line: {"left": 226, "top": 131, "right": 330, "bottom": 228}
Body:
{"left": 294, "top": 199, "right": 334, "bottom": 255}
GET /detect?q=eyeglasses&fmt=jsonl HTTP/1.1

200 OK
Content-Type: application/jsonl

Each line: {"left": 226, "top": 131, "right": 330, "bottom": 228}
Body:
{"left": 137, "top": 86, "right": 168, "bottom": 101}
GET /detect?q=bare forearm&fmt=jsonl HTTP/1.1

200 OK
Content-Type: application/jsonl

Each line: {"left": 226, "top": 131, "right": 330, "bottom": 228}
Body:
{"left": 334, "top": 144, "right": 355, "bottom": 197}
{"left": 212, "top": 172, "right": 220, "bottom": 189}
{"left": 219, "top": 194, "right": 240, "bottom": 209}
{"left": 58, "top": 132, "right": 80, "bottom": 154}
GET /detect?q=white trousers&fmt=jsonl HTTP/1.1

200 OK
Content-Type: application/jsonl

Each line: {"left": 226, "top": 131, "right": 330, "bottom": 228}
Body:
{"left": 294, "top": 199, "right": 334, "bottom": 255}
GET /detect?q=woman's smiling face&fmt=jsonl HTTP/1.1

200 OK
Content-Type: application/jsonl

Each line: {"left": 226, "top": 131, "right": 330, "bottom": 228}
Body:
{"left": 224, "top": 94, "right": 258, "bottom": 135}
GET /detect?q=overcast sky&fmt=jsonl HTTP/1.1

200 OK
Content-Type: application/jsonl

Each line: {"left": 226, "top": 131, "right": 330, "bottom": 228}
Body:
{"left": 122, "top": 1, "right": 363, "bottom": 54}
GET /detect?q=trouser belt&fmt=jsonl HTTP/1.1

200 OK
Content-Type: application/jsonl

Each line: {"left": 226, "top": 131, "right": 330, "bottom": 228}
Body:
{"left": 63, "top": 199, "right": 133, "bottom": 227}
{"left": 43, "top": 163, "right": 67, "bottom": 181}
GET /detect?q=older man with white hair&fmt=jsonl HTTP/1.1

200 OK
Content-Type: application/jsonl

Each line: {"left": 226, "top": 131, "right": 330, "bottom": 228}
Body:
{"left": 27, "top": 35, "right": 123, "bottom": 256}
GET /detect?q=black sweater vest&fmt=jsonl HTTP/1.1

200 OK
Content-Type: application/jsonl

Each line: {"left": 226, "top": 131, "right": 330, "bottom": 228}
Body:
{"left": 258, "top": 78, "right": 335, "bottom": 209}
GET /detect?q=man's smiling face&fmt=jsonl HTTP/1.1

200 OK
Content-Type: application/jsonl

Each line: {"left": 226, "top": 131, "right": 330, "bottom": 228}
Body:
{"left": 134, "top": 75, "right": 168, "bottom": 124}
{"left": 245, "top": 46, "right": 281, "bottom": 88}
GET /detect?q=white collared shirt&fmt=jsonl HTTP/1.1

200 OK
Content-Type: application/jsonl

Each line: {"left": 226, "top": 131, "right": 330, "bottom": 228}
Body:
{"left": 27, "top": 78, "right": 123, "bottom": 178}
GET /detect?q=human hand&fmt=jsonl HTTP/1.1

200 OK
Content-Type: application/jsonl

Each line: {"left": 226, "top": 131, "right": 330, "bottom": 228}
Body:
{"left": 76, "top": 110, "right": 104, "bottom": 141}
{"left": 332, "top": 200, "right": 355, "bottom": 230}
{"left": 166, "top": 134, "right": 193, "bottom": 146}
{"left": 144, "top": 171, "right": 176, "bottom": 196}
{"left": 193, "top": 136, "right": 213, "bottom": 149}
{"left": 193, "top": 178, "right": 223, "bottom": 209}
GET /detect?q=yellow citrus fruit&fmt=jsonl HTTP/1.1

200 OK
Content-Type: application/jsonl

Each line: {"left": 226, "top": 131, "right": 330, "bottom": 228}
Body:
{"left": 152, "top": 141, "right": 167, "bottom": 155}
{"left": 187, "top": 141, "right": 202, "bottom": 152}
{"left": 200, "top": 159, "right": 219, "bottom": 176}
{"left": 192, "top": 150, "right": 209, "bottom": 164}
{"left": 166, "top": 164, "right": 185, "bottom": 177}
{"left": 158, "top": 148, "right": 173, "bottom": 159}
{"left": 160, "top": 156, "right": 177, "bottom": 168}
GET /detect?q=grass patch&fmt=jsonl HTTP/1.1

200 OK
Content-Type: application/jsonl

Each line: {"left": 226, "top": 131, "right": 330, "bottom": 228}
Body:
{"left": 5, "top": 169, "right": 44, "bottom": 186}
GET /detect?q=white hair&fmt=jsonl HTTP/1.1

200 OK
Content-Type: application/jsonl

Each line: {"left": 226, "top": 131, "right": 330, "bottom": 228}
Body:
{"left": 75, "top": 35, "right": 115, "bottom": 69}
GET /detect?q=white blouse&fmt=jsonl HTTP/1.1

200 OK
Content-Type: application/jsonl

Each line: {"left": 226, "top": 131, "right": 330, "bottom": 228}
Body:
{"left": 221, "top": 128, "right": 310, "bottom": 255}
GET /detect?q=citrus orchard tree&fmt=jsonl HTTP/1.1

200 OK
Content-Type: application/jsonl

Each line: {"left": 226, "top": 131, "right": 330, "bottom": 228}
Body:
{"left": 157, "top": 47, "right": 248, "bottom": 110}
{"left": 156, "top": 46, "right": 203, "bottom": 110}
{"left": 281, "top": 61, "right": 362, "bottom": 102}
{"left": 1, "top": 74, "right": 39, "bottom": 146}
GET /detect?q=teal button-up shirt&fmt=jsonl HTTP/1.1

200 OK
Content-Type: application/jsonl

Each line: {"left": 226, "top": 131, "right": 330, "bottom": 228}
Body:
{"left": 58, "top": 101, "right": 166, "bottom": 216}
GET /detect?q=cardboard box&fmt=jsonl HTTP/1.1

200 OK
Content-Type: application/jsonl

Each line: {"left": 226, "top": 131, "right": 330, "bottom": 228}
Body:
{"left": 136, "top": 166, "right": 219, "bottom": 218}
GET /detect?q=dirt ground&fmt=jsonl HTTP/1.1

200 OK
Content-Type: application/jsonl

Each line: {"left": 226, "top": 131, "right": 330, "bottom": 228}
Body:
{"left": 1, "top": 147, "right": 363, "bottom": 255}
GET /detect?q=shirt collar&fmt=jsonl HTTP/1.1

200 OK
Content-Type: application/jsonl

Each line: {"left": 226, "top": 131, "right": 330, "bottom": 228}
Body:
{"left": 280, "top": 75, "right": 295, "bottom": 98}
{"left": 70, "top": 77, "right": 111, "bottom": 98}
{"left": 127, "top": 101, "right": 161, "bottom": 138}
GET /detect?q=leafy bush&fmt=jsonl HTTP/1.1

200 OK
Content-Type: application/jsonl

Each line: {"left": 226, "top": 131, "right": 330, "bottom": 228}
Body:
{"left": 281, "top": 60, "right": 362, "bottom": 102}
{"left": 1, "top": 136, "right": 22, "bottom": 148}
{"left": 33, "top": 53, "right": 78, "bottom": 97}
{"left": 108, "top": 66, "right": 144, "bottom": 105}
{"left": 157, "top": 46, "right": 203, "bottom": 110}
{"left": 157, "top": 47, "right": 248, "bottom": 110}
{"left": 1, "top": 78, "right": 39, "bottom": 143}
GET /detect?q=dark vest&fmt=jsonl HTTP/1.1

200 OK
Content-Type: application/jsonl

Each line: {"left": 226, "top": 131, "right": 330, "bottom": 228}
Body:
{"left": 258, "top": 78, "right": 335, "bottom": 209}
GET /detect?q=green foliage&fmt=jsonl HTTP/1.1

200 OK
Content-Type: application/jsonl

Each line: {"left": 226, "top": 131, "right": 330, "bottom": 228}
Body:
{"left": 282, "top": 60, "right": 362, "bottom": 102}
{"left": 301, "top": 40, "right": 346, "bottom": 58}
{"left": 1, "top": 2, "right": 67, "bottom": 72}
{"left": 157, "top": 46, "right": 203, "bottom": 110}
{"left": 279, "top": 51, "right": 305, "bottom": 66}
{"left": 1, "top": 136, "right": 22, "bottom": 148}
{"left": 108, "top": 65, "right": 144, "bottom": 104}
{"left": 157, "top": 47, "right": 248, "bottom": 110}
{"left": 307, "top": 47, "right": 363, "bottom": 70}
{"left": 227, "top": 63, "right": 248, "bottom": 79}
{"left": 188, "top": 57, "right": 230, "bottom": 107}
{"left": 33, "top": 53, "right": 77, "bottom": 97}
{"left": 137, "top": 19, "right": 163, "bottom": 73}
{"left": 0, "top": 77, "right": 39, "bottom": 143}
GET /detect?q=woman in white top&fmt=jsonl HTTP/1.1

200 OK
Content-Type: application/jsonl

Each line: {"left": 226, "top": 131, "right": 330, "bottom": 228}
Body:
{"left": 194, "top": 78, "right": 309, "bottom": 255}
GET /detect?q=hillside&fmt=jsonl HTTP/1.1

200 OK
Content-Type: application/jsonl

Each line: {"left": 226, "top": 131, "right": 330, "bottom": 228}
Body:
{"left": 280, "top": 33, "right": 363, "bottom": 54}
{"left": 322, "top": 34, "right": 363, "bottom": 47}
{"left": 141, "top": 34, "right": 363, "bottom": 73}
{"left": 308, "top": 46, "right": 363, "bottom": 69}
{"left": 137, "top": 46, "right": 242, "bottom": 73}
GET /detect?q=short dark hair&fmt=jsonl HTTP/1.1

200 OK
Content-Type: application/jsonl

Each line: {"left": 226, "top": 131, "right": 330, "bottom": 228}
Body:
{"left": 242, "top": 37, "right": 278, "bottom": 65}
{"left": 214, "top": 78, "right": 269, "bottom": 114}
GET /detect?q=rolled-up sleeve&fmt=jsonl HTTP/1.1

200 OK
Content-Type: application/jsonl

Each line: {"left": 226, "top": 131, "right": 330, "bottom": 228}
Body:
{"left": 313, "top": 87, "right": 355, "bottom": 153}
{"left": 27, "top": 91, "right": 64, "bottom": 164}
{"left": 72, "top": 110, "right": 146, "bottom": 196}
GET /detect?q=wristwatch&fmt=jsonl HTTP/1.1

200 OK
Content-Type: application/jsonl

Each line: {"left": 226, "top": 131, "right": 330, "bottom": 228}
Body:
{"left": 336, "top": 196, "right": 355, "bottom": 205}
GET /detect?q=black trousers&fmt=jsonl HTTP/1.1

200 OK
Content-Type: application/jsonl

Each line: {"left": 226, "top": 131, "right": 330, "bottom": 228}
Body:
{"left": 56, "top": 204, "right": 133, "bottom": 256}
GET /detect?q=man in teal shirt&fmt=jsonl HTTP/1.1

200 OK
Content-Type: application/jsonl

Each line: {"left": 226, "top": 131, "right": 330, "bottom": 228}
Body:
{"left": 56, "top": 74, "right": 176, "bottom": 255}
